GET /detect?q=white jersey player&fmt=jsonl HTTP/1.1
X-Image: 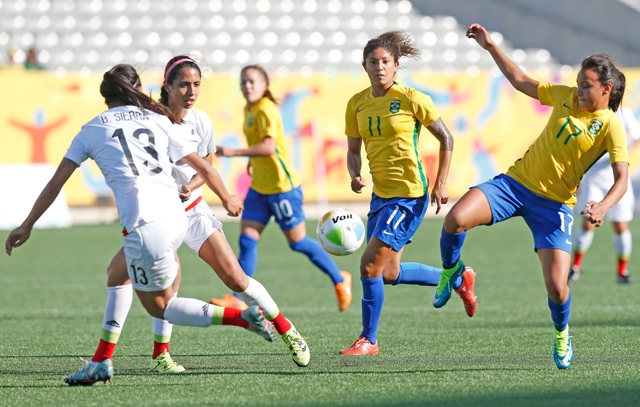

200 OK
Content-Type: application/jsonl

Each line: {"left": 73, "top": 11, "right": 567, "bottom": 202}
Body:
{"left": 570, "top": 107, "right": 640, "bottom": 284}
{"left": 5, "top": 64, "right": 308, "bottom": 386}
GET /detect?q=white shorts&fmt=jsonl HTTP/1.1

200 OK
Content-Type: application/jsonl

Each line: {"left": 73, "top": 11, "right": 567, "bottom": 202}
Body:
{"left": 576, "top": 174, "right": 635, "bottom": 223}
{"left": 123, "top": 211, "right": 187, "bottom": 292}
{"left": 183, "top": 199, "right": 223, "bottom": 254}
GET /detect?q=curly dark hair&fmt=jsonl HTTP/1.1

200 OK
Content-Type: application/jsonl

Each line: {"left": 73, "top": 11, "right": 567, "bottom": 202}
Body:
{"left": 362, "top": 31, "right": 421, "bottom": 67}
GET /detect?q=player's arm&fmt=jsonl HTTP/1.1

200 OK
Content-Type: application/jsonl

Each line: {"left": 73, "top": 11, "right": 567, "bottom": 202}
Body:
{"left": 6, "top": 158, "right": 78, "bottom": 255}
{"left": 426, "top": 118, "right": 453, "bottom": 214}
{"left": 179, "top": 152, "right": 212, "bottom": 201}
{"left": 216, "top": 136, "right": 275, "bottom": 157}
{"left": 581, "top": 162, "right": 629, "bottom": 226}
{"left": 347, "top": 136, "right": 365, "bottom": 194}
{"left": 180, "top": 152, "right": 243, "bottom": 216}
{"left": 466, "top": 23, "right": 539, "bottom": 99}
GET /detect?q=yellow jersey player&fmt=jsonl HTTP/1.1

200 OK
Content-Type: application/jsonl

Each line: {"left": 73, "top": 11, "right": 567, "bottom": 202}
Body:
{"left": 340, "top": 31, "right": 477, "bottom": 356}
{"left": 435, "top": 23, "right": 629, "bottom": 370}
{"left": 214, "top": 64, "right": 353, "bottom": 313}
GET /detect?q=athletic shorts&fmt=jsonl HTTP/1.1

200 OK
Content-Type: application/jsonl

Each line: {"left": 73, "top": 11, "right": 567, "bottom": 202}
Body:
{"left": 241, "top": 186, "right": 305, "bottom": 231}
{"left": 183, "top": 199, "right": 223, "bottom": 254}
{"left": 367, "top": 193, "right": 428, "bottom": 252}
{"left": 475, "top": 174, "right": 573, "bottom": 253}
{"left": 123, "top": 210, "right": 187, "bottom": 292}
{"left": 576, "top": 174, "right": 634, "bottom": 223}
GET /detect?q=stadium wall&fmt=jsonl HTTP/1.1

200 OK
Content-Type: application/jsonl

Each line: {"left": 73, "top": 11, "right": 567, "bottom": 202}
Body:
{"left": 3, "top": 68, "right": 640, "bottom": 207}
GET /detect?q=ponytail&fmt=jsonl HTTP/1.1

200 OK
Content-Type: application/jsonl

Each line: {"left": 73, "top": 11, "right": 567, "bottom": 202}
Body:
{"left": 100, "top": 64, "right": 182, "bottom": 123}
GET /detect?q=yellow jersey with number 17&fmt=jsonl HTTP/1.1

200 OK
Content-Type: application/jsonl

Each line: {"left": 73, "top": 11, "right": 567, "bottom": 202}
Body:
{"left": 345, "top": 83, "right": 440, "bottom": 199}
{"left": 506, "top": 83, "right": 629, "bottom": 206}
{"left": 243, "top": 97, "right": 300, "bottom": 195}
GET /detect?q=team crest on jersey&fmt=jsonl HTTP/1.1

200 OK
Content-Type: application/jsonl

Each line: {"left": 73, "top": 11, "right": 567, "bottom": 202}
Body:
{"left": 248, "top": 115, "right": 254, "bottom": 127}
{"left": 588, "top": 119, "right": 603, "bottom": 135}
{"left": 389, "top": 100, "right": 400, "bottom": 114}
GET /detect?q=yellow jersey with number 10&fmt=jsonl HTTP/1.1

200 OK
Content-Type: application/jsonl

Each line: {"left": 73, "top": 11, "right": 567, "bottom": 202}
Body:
{"left": 506, "top": 83, "right": 629, "bottom": 206}
{"left": 243, "top": 97, "right": 300, "bottom": 195}
{"left": 345, "top": 83, "right": 440, "bottom": 199}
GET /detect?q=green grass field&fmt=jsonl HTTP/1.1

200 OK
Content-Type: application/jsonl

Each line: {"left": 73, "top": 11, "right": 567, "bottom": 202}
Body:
{"left": 1, "top": 217, "right": 639, "bottom": 407}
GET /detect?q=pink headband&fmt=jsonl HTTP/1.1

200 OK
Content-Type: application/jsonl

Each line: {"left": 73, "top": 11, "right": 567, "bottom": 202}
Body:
{"left": 164, "top": 58, "right": 194, "bottom": 81}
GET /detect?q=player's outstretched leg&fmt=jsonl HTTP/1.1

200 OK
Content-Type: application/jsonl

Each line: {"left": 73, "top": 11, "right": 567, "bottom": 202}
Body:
{"left": 280, "top": 319, "right": 311, "bottom": 367}
{"left": 64, "top": 358, "right": 114, "bottom": 386}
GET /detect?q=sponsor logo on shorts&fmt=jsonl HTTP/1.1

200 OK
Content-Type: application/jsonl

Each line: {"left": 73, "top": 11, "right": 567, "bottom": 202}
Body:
{"left": 383, "top": 230, "right": 394, "bottom": 236}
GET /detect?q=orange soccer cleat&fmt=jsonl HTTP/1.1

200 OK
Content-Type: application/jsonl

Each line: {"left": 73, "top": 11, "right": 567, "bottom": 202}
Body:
{"left": 340, "top": 336, "right": 379, "bottom": 355}
{"left": 209, "top": 294, "right": 249, "bottom": 311}
{"left": 454, "top": 267, "right": 477, "bottom": 317}
{"left": 335, "top": 271, "right": 353, "bottom": 312}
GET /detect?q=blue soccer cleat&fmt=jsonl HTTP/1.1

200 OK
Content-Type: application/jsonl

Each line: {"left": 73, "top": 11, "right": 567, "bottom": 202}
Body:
{"left": 553, "top": 326, "right": 574, "bottom": 369}
{"left": 433, "top": 260, "right": 466, "bottom": 308}
{"left": 64, "top": 358, "right": 114, "bottom": 386}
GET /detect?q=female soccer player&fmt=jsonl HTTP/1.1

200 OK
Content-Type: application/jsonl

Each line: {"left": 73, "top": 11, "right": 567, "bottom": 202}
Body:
{"left": 5, "top": 64, "right": 309, "bottom": 386}
{"left": 435, "top": 23, "right": 628, "bottom": 369}
{"left": 569, "top": 107, "right": 640, "bottom": 285}
{"left": 341, "top": 31, "right": 477, "bottom": 356}
{"left": 212, "top": 64, "right": 353, "bottom": 312}
{"left": 96, "top": 57, "right": 310, "bottom": 377}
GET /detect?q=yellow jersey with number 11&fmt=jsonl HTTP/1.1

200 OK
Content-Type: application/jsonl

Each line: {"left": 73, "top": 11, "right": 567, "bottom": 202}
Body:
{"left": 506, "top": 83, "right": 629, "bottom": 206}
{"left": 345, "top": 83, "right": 440, "bottom": 199}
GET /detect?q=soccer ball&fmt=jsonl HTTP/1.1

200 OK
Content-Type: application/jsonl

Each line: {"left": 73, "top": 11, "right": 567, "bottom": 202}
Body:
{"left": 316, "top": 208, "right": 365, "bottom": 256}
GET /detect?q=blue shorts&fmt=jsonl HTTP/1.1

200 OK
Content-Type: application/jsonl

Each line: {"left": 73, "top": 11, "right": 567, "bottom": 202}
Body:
{"left": 367, "top": 193, "right": 428, "bottom": 252}
{"left": 475, "top": 174, "right": 574, "bottom": 253}
{"left": 242, "top": 186, "right": 305, "bottom": 231}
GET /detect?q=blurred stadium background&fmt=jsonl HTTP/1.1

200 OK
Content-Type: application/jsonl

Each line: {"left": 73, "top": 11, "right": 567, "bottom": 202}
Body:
{"left": 2, "top": 0, "right": 640, "bottom": 228}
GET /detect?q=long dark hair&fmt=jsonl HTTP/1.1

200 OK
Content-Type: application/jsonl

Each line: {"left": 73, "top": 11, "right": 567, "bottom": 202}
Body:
{"left": 240, "top": 64, "right": 277, "bottom": 104}
{"left": 100, "top": 64, "right": 181, "bottom": 123}
{"left": 581, "top": 54, "right": 626, "bottom": 112}
{"left": 362, "top": 31, "right": 421, "bottom": 67}
{"left": 160, "top": 55, "right": 201, "bottom": 106}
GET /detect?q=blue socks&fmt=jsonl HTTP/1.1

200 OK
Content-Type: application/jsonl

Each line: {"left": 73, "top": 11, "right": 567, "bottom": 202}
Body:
{"left": 290, "top": 236, "right": 343, "bottom": 285}
{"left": 360, "top": 276, "right": 384, "bottom": 344}
{"left": 440, "top": 226, "right": 466, "bottom": 269}
{"left": 234, "top": 234, "right": 259, "bottom": 301}
{"left": 394, "top": 262, "right": 462, "bottom": 289}
{"left": 548, "top": 293, "right": 571, "bottom": 331}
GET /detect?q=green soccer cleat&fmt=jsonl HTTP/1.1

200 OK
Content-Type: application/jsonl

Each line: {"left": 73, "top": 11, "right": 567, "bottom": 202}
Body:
{"left": 241, "top": 306, "right": 276, "bottom": 342}
{"left": 281, "top": 320, "right": 310, "bottom": 367}
{"left": 64, "top": 358, "right": 114, "bottom": 386}
{"left": 433, "top": 260, "right": 466, "bottom": 308}
{"left": 150, "top": 351, "right": 185, "bottom": 374}
{"left": 553, "top": 326, "right": 574, "bottom": 369}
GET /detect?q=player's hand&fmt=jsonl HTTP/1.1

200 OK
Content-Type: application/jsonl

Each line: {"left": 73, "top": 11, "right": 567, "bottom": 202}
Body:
{"left": 178, "top": 185, "right": 192, "bottom": 202}
{"left": 351, "top": 176, "right": 366, "bottom": 194}
{"left": 5, "top": 225, "right": 32, "bottom": 256}
{"left": 216, "top": 146, "right": 234, "bottom": 157}
{"left": 430, "top": 185, "right": 449, "bottom": 215}
{"left": 223, "top": 194, "right": 244, "bottom": 217}
{"left": 580, "top": 200, "right": 606, "bottom": 227}
{"left": 466, "top": 23, "right": 493, "bottom": 50}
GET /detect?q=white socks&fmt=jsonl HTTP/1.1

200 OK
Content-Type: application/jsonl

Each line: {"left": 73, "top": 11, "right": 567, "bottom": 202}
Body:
{"left": 102, "top": 285, "right": 133, "bottom": 334}
{"left": 164, "top": 297, "right": 214, "bottom": 327}
{"left": 237, "top": 277, "right": 278, "bottom": 318}
{"left": 614, "top": 230, "right": 632, "bottom": 257}
{"left": 574, "top": 228, "right": 594, "bottom": 252}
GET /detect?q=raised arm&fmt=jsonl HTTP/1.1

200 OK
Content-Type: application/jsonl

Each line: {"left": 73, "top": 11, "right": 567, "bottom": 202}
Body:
{"left": 466, "top": 23, "right": 540, "bottom": 99}
{"left": 426, "top": 118, "right": 453, "bottom": 214}
{"left": 581, "top": 162, "right": 629, "bottom": 226}
{"left": 347, "top": 136, "right": 365, "bottom": 194}
{"left": 180, "top": 152, "right": 243, "bottom": 216}
{"left": 6, "top": 158, "right": 78, "bottom": 255}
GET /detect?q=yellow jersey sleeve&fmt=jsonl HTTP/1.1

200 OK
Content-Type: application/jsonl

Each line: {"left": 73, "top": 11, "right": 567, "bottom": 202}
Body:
{"left": 409, "top": 88, "right": 439, "bottom": 128}
{"left": 538, "top": 83, "right": 573, "bottom": 107}
{"left": 255, "top": 103, "right": 279, "bottom": 140}
{"left": 607, "top": 118, "right": 629, "bottom": 164}
{"left": 345, "top": 95, "right": 360, "bottom": 138}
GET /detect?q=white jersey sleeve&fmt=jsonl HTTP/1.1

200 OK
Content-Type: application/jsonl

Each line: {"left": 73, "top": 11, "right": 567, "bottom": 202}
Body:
{"left": 170, "top": 109, "right": 216, "bottom": 209}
